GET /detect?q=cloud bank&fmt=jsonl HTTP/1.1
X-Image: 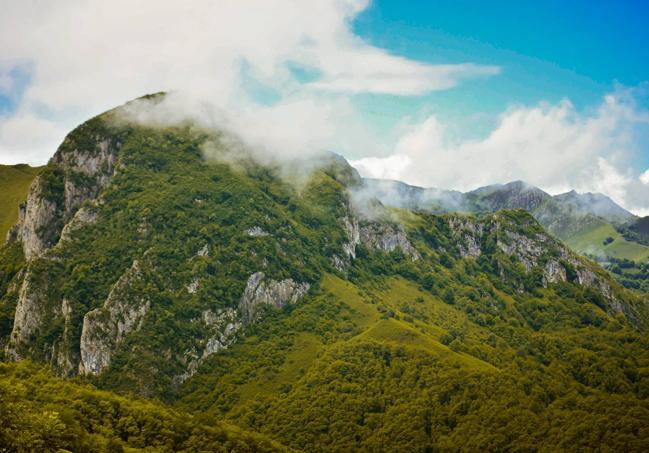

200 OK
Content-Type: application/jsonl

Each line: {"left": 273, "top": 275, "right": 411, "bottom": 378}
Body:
{"left": 0, "top": 0, "right": 497, "bottom": 165}
{"left": 353, "top": 88, "right": 649, "bottom": 215}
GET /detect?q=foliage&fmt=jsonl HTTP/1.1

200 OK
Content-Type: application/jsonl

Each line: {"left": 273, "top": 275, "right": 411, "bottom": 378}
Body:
{"left": 0, "top": 361, "right": 287, "bottom": 452}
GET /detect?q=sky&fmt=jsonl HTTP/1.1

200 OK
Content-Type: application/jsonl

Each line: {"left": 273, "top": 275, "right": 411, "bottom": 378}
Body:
{"left": 1, "top": 0, "right": 649, "bottom": 213}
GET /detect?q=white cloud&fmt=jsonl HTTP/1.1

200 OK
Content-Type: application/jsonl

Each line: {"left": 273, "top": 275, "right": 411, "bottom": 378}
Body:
{"left": 352, "top": 89, "right": 649, "bottom": 214}
{"left": 0, "top": 0, "right": 497, "bottom": 164}
{"left": 641, "top": 169, "right": 649, "bottom": 185}
{"left": 0, "top": 110, "right": 68, "bottom": 165}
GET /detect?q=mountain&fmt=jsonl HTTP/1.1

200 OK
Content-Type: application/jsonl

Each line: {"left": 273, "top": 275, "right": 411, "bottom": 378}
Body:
{"left": 466, "top": 180, "right": 551, "bottom": 212}
{"left": 0, "top": 164, "right": 43, "bottom": 241}
{"left": 365, "top": 178, "right": 648, "bottom": 263}
{"left": 619, "top": 216, "right": 649, "bottom": 246}
{"left": 1, "top": 96, "right": 649, "bottom": 451}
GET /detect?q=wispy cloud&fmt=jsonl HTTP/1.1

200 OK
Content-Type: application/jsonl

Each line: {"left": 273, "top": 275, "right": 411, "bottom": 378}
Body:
{"left": 0, "top": 0, "right": 498, "bottom": 164}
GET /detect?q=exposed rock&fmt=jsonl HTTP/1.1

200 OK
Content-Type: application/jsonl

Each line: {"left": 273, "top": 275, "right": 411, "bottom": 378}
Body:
{"left": 186, "top": 278, "right": 200, "bottom": 294}
{"left": 79, "top": 261, "right": 150, "bottom": 375}
{"left": 341, "top": 216, "right": 360, "bottom": 260}
{"left": 448, "top": 216, "right": 485, "bottom": 258}
{"left": 14, "top": 178, "right": 60, "bottom": 260}
{"left": 340, "top": 215, "right": 420, "bottom": 262}
{"left": 359, "top": 223, "right": 421, "bottom": 261}
{"left": 10, "top": 135, "right": 120, "bottom": 259}
{"left": 239, "top": 272, "right": 310, "bottom": 323}
{"left": 58, "top": 205, "right": 99, "bottom": 244}
{"left": 497, "top": 230, "right": 548, "bottom": 271}
{"left": 331, "top": 255, "right": 347, "bottom": 273}
{"left": 197, "top": 244, "right": 209, "bottom": 257}
{"left": 6, "top": 266, "right": 47, "bottom": 358}
{"left": 543, "top": 260, "right": 567, "bottom": 286}
{"left": 175, "top": 308, "right": 241, "bottom": 384}
{"left": 246, "top": 226, "right": 270, "bottom": 237}
{"left": 51, "top": 299, "right": 78, "bottom": 377}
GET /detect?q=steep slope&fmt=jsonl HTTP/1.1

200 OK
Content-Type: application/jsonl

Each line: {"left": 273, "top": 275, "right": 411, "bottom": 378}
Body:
{"left": 0, "top": 164, "right": 42, "bottom": 241}
{"left": 1, "top": 96, "right": 649, "bottom": 451}
{"left": 619, "top": 216, "right": 649, "bottom": 246}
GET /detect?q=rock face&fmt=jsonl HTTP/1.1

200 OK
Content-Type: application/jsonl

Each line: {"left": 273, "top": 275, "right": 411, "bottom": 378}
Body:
{"left": 5, "top": 266, "right": 47, "bottom": 358}
{"left": 175, "top": 308, "right": 241, "bottom": 384}
{"left": 359, "top": 223, "right": 421, "bottom": 260}
{"left": 79, "top": 261, "right": 150, "bottom": 375}
{"left": 12, "top": 178, "right": 60, "bottom": 260}
{"left": 52, "top": 136, "right": 120, "bottom": 217}
{"left": 340, "top": 215, "right": 421, "bottom": 262}
{"left": 447, "top": 216, "right": 485, "bottom": 258}
{"left": 543, "top": 260, "right": 567, "bottom": 286}
{"left": 58, "top": 205, "right": 99, "bottom": 244}
{"left": 9, "top": 133, "right": 120, "bottom": 260}
{"left": 246, "top": 226, "right": 269, "bottom": 237}
{"left": 444, "top": 212, "right": 642, "bottom": 324}
{"left": 496, "top": 230, "right": 548, "bottom": 272}
{"left": 239, "top": 272, "right": 310, "bottom": 323}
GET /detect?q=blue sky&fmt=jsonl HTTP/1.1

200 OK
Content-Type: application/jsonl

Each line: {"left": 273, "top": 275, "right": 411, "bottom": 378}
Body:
{"left": 1, "top": 0, "right": 649, "bottom": 212}
{"left": 349, "top": 0, "right": 649, "bottom": 151}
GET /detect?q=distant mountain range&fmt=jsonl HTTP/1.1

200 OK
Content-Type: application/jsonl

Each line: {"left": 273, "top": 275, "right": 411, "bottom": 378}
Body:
{"left": 361, "top": 178, "right": 649, "bottom": 263}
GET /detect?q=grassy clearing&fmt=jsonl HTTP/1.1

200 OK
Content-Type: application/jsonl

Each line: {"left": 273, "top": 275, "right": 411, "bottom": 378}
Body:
{"left": 0, "top": 164, "right": 42, "bottom": 240}
{"left": 564, "top": 218, "right": 649, "bottom": 262}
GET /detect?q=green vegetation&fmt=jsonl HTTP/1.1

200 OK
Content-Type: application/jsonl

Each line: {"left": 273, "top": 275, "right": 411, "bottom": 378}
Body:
{"left": 563, "top": 217, "right": 649, "bottom": 262}
{"left": 0, "top": 361, "right": 287, "bottom": 452}
{"left": 0, "top": 164, "right": 42, "bottom": 239}
{"left": 177, "top": 270, "right": 649, "bottom": 451}
{"left": 606, "top": 258, "right": 649, "bottom": 293}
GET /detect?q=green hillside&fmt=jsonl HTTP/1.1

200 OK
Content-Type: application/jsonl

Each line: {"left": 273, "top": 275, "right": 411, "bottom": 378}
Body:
{"left": 0, "top": 361, "right": 287, "bottom": 452}
{"left": 1, "top": 97, "right": 649, "bottom": 451}
{"left": 0, "top": 164, "right": 42, "bottom": 240}
{"left": 563, "top": 217, "right": 649, "bottom": 262}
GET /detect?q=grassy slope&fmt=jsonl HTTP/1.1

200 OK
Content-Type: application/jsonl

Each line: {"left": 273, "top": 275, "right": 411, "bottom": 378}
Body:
{"left": 177, "top": 270, "right": 649, "bottom": 452}
{"left": 563, "top": 217, "right": 649, "bottom": 262}
{"left": 0, "top": 164, "right": 42, "bottom": 240}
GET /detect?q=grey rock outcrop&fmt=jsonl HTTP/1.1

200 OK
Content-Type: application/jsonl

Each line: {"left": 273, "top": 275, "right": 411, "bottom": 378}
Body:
{"left": 175, "top": 308, "right": 241, "bottom": 384}
{"left": 239, "top": 272, "right": 310, "bottom": 323}
{"left": 359, "top": 223, "right": 421, "bottom": 260}
{"left": 58, "top": 205, "right": 99, "bottom": 244}
{"left": 543, "top": 260, "right": 567, "bottom": 286}
{"left": 444, "top": 212, "right": 642, "bottom": 324}
{"left": 51, "top": 298, "right": 79, "bottom": 377}
{"left": 13, "top": 178, "right": 60, "bottom": 260}
{"left": 340, "top": 215, "right": 421, "bottom": 262}
{"left": 448, "top": 216, "right": 485, "bottom": 258}
{"left": 496, "top": 230, "right": 548, "bottom": 271}
{"left": 9, "top": 134, "right": 120, "bottom": 260}
{"left": 246, "top": 226, "right": 270, "bottom": 237}
{"left": 6, "top": 266, "right": 47, "bottom": 358}
{"left": 78, "top": 261, "right": 150, "bottom": 375}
